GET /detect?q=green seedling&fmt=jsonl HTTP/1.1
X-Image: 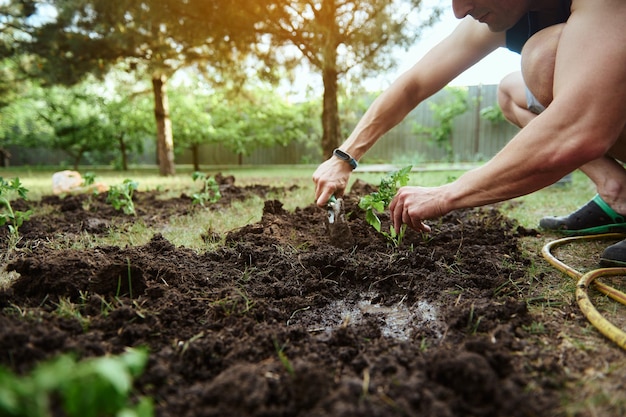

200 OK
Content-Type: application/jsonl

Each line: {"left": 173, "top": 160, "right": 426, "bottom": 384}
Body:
{"left": 358, "top": 166, "right": 412, "bottom": 246}
{"left": 273, "top": 339, "right": 295, "bottom": 376}
{"left": 191, "top": 172, "right": 221, "bottom": 206}
{"left": 82, "top": 172, "right": 96, "bottom": 188}
{"left": 80, "top": 172, "right": 100, "bottom": 211}
{"left": 107, "top": 179, "right": 138, "bottom": 216}
{"left": 0, "top": 177, "right": 33, "bottom": 238}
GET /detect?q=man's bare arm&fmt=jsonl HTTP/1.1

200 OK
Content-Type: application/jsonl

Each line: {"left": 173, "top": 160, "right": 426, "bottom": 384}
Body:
{"left": 396, "top": 0, "right": 626, "bottom": 227}
{"left": 313, "top": 18, "right": 503, "bottom": 206}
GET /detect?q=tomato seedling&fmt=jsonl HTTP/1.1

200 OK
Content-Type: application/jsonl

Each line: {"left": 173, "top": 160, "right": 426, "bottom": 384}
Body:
{"left": 358, "top": 166, "right": 412, "bottom": 246}
{"left": 191, "top": 172, "right": 221, "bottom": 206}
{"left": 107, "top": 179, "right": 139, "bottom": 216}
{"left": 0, "top": 177, "right": 33, "bottom": 238}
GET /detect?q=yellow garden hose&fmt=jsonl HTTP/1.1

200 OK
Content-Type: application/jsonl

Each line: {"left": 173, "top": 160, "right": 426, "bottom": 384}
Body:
{"left": 541, "top": 233, "right": 626, "bottom": 350}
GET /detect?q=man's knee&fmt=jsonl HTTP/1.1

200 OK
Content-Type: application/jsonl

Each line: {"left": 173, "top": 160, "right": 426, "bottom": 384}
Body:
{"left": 497, "top": 72, "right": 525, "bottom": 124}
{"left": 521, "top": 24, "right": 564, "bottom": 107}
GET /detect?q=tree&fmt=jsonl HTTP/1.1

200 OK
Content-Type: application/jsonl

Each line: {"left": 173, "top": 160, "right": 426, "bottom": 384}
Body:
{"left": 168, "top": 87, "right": 216, "bottom": 171}
{"left": 36, "top": 85, "right": 114, "bottom": 169}
{"left": 0, "top": 1, "right": 41, "bottom": 164}
{"left": 250, "top": 0, "right": 441, "bottom": 159}
{"left": 102, "top": 93, "right": 153, "bottom": 171}
{"left": 11, "top": 0, "right": 263, "bottom": 175}
{"left": 171, "top": 84, "right": 321, "bottom": 169}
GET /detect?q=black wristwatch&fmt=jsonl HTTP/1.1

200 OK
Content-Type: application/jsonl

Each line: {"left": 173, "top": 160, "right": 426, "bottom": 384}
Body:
{"left": 333, "top": 148, "right": 358, "bottom": 170}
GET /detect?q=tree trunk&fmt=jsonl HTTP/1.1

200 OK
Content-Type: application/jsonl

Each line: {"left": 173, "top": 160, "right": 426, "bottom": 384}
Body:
{"left": 118, "top": 133, "right": 128, "bottom": 171}
{"left": 318, "top": 0, "right": 341, "bottom": 160}
{"left": 73, "top": 154, "right": 81, "bottom": 171}
{"left": 321, "top": 66, "right": 341, "bottom": 160}
{"left": 0, "top": 148, "right": 10, "bottom": 167}
{"left": 152, "top": 74, "right": 176, "bottom": 176}
{"left": 192, "top": 144, "right": 200, "bottom": 172}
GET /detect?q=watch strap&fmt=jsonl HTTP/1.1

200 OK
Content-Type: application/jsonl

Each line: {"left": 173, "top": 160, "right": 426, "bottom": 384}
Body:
{"left": 333, "top": 148, "right": 358, "bottom": 170}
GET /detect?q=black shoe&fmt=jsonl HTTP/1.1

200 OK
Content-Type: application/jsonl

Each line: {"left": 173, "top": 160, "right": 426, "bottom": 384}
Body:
{"left": 539, "top": 194, "right": 626, "bottom": 235}
{"left": 600, "top": 239, "right": 626, "bottom": 267}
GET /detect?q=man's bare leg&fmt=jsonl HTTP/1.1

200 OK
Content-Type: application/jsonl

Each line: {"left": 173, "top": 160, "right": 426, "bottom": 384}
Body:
{"left": 497, "top": 26, "right": 626, "bottom": 215}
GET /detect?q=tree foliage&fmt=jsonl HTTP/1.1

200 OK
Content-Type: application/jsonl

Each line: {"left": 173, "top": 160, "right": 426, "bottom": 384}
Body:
{"left": 249, "top": 0, "right": 441, "bottom": 159}
{"left": 2, "top": 70, "right": 153, "bottom": 169}
{"left": 2, "top": 0, "right": 441, "bottom": 169}
{"left": 9, "top": 0, "right": 264, "bottom": 175}
{"left": 171, "top": 84, "right": 321, "bottom": 168}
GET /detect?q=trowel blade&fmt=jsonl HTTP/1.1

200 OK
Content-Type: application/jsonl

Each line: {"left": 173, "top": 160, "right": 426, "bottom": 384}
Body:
{"left": 326, "top": 196, "right": 355, "bottom": 249}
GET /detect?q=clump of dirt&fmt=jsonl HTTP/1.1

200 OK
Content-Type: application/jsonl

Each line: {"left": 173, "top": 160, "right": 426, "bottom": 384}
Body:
{"left": 0, "top": 176, "right": 563, "bottom": 417}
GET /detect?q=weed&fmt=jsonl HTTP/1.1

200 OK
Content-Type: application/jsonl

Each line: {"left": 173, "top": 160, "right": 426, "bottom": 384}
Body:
{"left": 177, "top": 332, "right": 205, "bottom": 355}
{"left": 467, "top": 303, "right": 483, "bottom": 335}
{"left": 107, "top": 179, "right": 138, "bottom": 216}
{"left": 191, "top": 172, "right": 221, "bottom": 206}
{"left": 419, "top": 337, "right": 429, "bottom": 352}
{"left": 53, "top": 297, "right": 89, "bottom": 331}
{"left": 273, "top": 339, "right": 295, "bottom": 376}
{"left": 211, "top": 287, "right": 254, "bottom": 316}
{"left": 98, "top": 295, "right": 115, "bottom": 317}
{"left": 117, "top": 257, "right": 134, "bottom": 299}
{"left": 522, "top": 321, "right": 547, "bottom": 335}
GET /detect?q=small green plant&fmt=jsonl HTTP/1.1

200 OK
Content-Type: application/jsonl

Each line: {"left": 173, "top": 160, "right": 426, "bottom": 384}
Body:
{"left": 273, "top": 339, "right": 295, "bottom": 376}
{"left": 467, "top": 303, "right": 483, "bottom": 335}
{"left": 522, "top": 321, "right": 547, "bottom": 335}
{"left": 0, "top": 347, "right": 153, "bottom": 417}
{"left": 191, "top": 172, "right": 221, "bottom": 206}
{"left": 82, "top": 172, "right": 97, "bottom": 188}
{"left": 80, "top": 172, "right": 100, "bottom": 211}
{"left": 54, "top": 296, "right": 90, "bottom": 331}
{"left": 210, "top": 286, "right": 254, "bottom": 317}
{"left": 480, "top": 105, "right": 506, "bottom": 124}
{"left": 107, "top": 179, "right": 138, "bottom": 216}
{"left": 412, "top": 87, "right": 469, "bottom": 161}
{"left": 358, "top": 166, "right": 412, "bottom": 246}
{"left": 0, "top": 177, "right": 33, "bottom": 239}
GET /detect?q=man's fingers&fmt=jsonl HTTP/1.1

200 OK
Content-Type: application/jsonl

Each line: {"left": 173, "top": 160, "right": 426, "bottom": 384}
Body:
{"left": 316, "top": 189, "right": 334, "bottom": 207}
{"left": 391, "top": 200, "right": 403, "bottom": 232}
{"left": 390, "top": 191, "right": 432, "bottom": 234}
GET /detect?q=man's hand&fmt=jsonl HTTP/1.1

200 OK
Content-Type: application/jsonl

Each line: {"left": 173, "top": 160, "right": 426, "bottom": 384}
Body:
{"left": 312, "top": 158, "right": 353, "bottom": 207}
{"left": 389, "top": 186, "right": 450, "bottom": 234}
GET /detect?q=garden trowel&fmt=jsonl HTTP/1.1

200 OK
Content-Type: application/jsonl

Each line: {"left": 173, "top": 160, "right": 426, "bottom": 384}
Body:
{"left": 326, "top": 195, "right": 355, "bottom": 249}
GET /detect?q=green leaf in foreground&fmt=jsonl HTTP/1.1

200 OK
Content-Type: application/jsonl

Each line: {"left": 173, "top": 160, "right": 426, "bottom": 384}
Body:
{"left": 0, "top": 347, "right": 152, "bottom": 417}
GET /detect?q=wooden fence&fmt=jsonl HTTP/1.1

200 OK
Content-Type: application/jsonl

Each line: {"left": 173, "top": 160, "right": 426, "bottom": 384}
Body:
{"left": 178, "top": 84, "right": 520, "bottom": 166}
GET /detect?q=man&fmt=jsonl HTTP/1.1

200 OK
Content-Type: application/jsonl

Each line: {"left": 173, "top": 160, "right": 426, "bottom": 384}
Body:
{"left": 312, "top": 0, "right": 626, "bottom": 265}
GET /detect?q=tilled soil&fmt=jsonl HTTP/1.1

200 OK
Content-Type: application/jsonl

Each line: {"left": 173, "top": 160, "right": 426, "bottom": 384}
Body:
{"left": 0, "top": 175, "right": 564, "bottom": 417}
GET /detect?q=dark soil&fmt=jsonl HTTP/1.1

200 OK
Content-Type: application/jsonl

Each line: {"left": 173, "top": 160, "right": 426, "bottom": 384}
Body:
{"left": 0, "top": 175, "right": 565, "bottom": 417}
